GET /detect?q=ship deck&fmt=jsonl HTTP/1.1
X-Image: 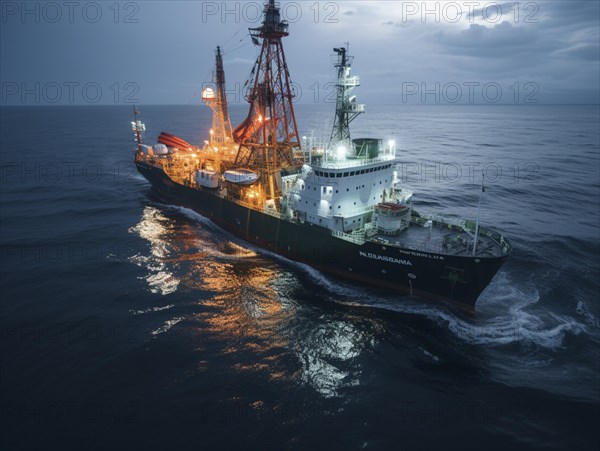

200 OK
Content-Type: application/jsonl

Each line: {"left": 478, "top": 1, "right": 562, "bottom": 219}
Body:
{"left": 370, "top": 221, "right": 505, "bottom": 258}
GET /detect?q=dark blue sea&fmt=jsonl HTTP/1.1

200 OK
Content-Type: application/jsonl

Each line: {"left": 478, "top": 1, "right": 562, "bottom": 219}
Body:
{"left": 1, "top": 104, "right": 599, "bottom": 450}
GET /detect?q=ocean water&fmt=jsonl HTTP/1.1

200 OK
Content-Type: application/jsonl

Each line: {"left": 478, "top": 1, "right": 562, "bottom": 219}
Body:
{"left": 1, "top": 104, "right": 599, "bottom": 450}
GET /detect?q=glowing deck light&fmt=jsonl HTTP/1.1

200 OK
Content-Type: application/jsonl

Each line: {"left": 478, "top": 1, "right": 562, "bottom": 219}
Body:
{"left": 388, "top": 139, "right": 396, "bottom": 150}
{"left": 202, "top": 87, "right": 216, "bottom": 101}
{"left": 336, "top": 145, "right": 347, "bottom": 159}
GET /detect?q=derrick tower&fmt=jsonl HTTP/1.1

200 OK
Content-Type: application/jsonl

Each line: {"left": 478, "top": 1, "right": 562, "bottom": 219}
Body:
{"left": 329, "top": 45, "right": 365, "bottom": 149}
{"left": 202, "top": 46, "right": 233, "bottom": 146}
{"left": 233, "top": 0, "right": 302, "bottom": 191}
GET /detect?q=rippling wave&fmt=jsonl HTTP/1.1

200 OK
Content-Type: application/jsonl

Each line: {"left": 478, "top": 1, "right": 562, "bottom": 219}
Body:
{"left": 2, "top": 105, "right": 598, "bottom": 450}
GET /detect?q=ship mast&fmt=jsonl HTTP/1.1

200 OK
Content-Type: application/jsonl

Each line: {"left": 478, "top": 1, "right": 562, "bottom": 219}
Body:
{"left": 329, "top": 44, "right": 365, "bottom": 151}
{"left": 131, "top": 106, "right": 145, "bottom": 152}
{"left": 203, "top": 46, "right": 233, "bottom": 145}
{"left": 233, "top": 0, "right": 302, "bottom": 199}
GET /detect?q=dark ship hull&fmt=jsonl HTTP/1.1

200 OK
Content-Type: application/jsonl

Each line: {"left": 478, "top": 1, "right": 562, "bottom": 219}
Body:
{"left": 136, "top": 160, "right": 508, "bottom": 308}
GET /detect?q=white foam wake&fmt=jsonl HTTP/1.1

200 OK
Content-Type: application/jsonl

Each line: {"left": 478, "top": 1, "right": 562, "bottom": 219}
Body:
{"left": 151, "top": 316, "right": 184, "bottom": 336}
{"left": 131, "top": 304, "right": 174, "bottom": 315}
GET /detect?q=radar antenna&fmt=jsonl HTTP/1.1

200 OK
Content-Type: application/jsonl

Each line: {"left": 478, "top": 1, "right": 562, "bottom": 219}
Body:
{"left": 329, "top": 44, "right": 365, "bottom": 150}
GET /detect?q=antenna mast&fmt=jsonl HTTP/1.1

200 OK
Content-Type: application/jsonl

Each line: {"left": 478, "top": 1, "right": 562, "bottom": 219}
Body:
{"left": 329, "top": 44, "right": 365, "bottom": 149}
{"left": 131, "top": 106, "right": 145, "bottom": 151}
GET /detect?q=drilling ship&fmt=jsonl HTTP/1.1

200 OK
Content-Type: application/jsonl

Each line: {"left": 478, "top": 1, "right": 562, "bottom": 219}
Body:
{"left": 132, "top": 0, "right": 511, "bottom": 309}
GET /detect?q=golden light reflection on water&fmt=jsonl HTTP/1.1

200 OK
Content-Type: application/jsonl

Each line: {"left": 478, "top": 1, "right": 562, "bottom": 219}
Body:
{"left": 129, "top": 206, "right": 180, "bottom": 295}
{"left": 195, "top": 261, "right": 294, "bottom": 379}
{"left": 130, "top": 205, "right": 379, "bottom": 398}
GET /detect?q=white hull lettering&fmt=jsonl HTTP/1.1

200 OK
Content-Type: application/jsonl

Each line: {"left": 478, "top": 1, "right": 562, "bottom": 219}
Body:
{"left": 359, "top": 251, "right": 412, "bottom": 266}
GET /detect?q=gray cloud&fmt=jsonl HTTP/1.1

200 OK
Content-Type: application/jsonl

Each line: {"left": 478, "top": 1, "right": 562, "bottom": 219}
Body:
{"left": 557, "top": 44, "right": 600, "bottom": 61}
{"left": 0, "top": 0, "right": 597, "bottom": 105}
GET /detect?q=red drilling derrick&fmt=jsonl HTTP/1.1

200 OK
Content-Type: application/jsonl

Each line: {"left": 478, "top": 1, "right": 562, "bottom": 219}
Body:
{"left": 233, "top": 0, "right": 302, "bottom": 179}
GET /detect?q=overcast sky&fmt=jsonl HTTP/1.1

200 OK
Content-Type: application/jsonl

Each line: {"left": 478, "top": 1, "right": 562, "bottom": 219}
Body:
{"left": 1, "top": 1, "right": 598, "bottom": 105}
